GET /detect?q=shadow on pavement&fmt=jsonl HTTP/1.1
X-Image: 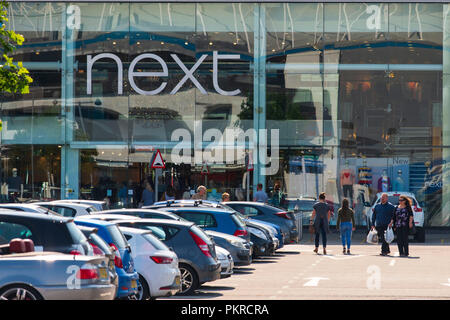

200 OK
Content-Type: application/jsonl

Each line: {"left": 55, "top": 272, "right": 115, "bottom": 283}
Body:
{"left": 276, "top": 251, "right": 300, "bottom": 255}
{"left": 199, "top": 285, "right": 235, "bottom": 291}
{"left": 169, "top": 291, "right": 224, "bottom": 299}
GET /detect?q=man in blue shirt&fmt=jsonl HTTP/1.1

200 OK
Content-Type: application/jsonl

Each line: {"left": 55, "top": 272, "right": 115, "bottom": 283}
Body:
{"left": 253, "top": 183, "right": 268, "bottom": 203}
{"left": 371, "top": 193, "right": 395, "bottom": 256}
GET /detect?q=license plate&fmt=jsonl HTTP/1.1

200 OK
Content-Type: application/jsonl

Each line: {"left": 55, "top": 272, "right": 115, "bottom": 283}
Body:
{"left": 175, "top": 276, "right": 181, "bottom": 286}
{"left": 131, "top": 280, "right": 137, "bottom": 289}
{"left": 99, "top": 268, "right": 108, "bottom": 279}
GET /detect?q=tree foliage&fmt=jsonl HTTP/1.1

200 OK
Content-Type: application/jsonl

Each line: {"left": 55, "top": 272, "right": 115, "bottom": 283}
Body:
{"left": 0, "top": 1, "right": 32, "bottom": 94}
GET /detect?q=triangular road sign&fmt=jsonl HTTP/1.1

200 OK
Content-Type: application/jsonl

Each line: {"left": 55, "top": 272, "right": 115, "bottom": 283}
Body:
{"left": 151, "top": 149, "right": 166, "bottom": 169}
{"left": 201, "top": 162, "right": 209, "bottom": 175}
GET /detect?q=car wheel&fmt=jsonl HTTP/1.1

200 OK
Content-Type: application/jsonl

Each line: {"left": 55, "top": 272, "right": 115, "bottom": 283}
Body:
{"left": 137, "top": 274, "right": 151, "bottom": 300}
{"left": 178, "top": 264, "right": 199, "bottom": 295}
{"left": 0, "top": 285, "right": 43, "bottom": 300}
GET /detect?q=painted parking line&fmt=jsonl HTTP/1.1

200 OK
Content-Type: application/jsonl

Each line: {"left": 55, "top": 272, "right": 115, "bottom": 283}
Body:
{"left": 390, "top": 259, "right": 396, "bottom": 267}
{"left": 303, "top": 277, "right": 329, "bottom": 287}
{"left": 441, "top": 279, "right": 450, "bottom": 287}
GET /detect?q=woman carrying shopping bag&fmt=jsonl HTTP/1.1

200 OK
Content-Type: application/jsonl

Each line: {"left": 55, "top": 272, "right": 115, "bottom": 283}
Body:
{"left": 392, "top": 195, "right": 414, "bottom": 257}
{"left": 336, "top": 198, "right": 356, "bottom": 255}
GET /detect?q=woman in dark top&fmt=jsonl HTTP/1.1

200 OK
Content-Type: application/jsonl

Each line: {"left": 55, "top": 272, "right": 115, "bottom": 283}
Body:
{"left": 337, "top": 198, "right": 356, "bottom": 255}
{"left": 391, "top": 195, "right": 414, "bottom": 257}
{"left": 310, "top": 192, "right": 331, "bottom": 255}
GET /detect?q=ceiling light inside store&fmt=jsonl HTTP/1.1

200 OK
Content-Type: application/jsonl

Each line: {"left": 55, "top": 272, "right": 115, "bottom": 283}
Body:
{"left": 137, "top": 42, "right": 141, "bottom": 45}
{"left": 161, "top": 42, "right": 164, "bottom": 45}
{"left": 113, "top": 41, "right": 116, "bottom": 45}
{"left": 36, "top": 52, "right": 40, "bottom": 55}
{"left": 209, "top": 42, "right": 213, "bottom": 46}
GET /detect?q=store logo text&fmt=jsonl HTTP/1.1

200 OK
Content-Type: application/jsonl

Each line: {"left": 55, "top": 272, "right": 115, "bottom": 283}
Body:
{"left": 87, "top": 51, "right": 241, "bottom": 96}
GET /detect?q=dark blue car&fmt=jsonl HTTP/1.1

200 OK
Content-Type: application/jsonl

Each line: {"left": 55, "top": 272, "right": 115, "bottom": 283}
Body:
{"left": 157, "top": 206, "right": 250, "bottom": 242}
{"left": 74, "top": 218, "right": 139, "bottom": 299}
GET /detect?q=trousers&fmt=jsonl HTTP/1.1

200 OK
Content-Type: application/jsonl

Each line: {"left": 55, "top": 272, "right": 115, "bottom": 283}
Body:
{"left": 340, "top": 222, "right": 353, "bottom": 249}
{"left": 315, "top": 220, "right": 327, "bottom": 248}
{"left": 376, "top": 225, "right": 390, "bottom": 254}
{"left": 396, "top": 226, "right": 410, "bottom": 256}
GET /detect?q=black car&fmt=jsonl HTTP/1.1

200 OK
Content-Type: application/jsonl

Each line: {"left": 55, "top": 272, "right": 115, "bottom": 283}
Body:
{"left": 245, "top": 220, "right": 276, "bottom": 257}
{"left": 98, "top": 209, "right": 184, "bottom": 221}
{"left": 0, "top": 210, "right": 92, "bottom": 255}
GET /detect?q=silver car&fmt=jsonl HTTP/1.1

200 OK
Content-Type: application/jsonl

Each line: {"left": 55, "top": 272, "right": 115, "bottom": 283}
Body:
{"left": 0, "top": 251, "right": 116, "bottom": 300}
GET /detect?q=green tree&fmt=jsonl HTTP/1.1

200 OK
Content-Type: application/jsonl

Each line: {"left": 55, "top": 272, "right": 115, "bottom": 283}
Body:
{"left": 0, "top": 1, "right": 32, "bottom": 94}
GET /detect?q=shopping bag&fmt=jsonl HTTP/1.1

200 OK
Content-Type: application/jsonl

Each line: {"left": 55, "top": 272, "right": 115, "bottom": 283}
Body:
{"left": 366, "top": 229, "right": 378, "bottom": 244}
{"left": 385, "top": 227, "right": 394, "bottom": 244}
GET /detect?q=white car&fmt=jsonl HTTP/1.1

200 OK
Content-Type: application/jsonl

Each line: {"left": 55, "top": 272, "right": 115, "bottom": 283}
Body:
{"left": 32, "top": 201, "right": 96, "bottom": 217}
{"left": 119, "top": 227, "right": 181, "bottom": 300}
{"left": 53, "top": 199, "right": 109, "bottom": 212}
{"left": 216, "top": 246, "right": 234, "bottom": 279}
{"left": 368, "top": 192, "right": 425, "bottom": 242}
{"left": 0, "top": 203, "right": 60, "bottom": 216}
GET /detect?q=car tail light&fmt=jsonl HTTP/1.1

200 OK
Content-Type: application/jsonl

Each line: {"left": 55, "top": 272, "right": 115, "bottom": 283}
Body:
{"left": 189, "top": 231, "right": 212, "bottom": 257}
{"left": 70, "top": 250, "right": 82, "bottom": 255}
{"left": 275, "top": 212, "right": 291, "bottom": 219}
{"left": 109, "top": 243, "right": 123, "bottom": 269}
{"left": 76, "top": 267, "right": 99, "bottom": 280}
{"left": 414, "top": 207, "right": 423, "bottom": 212}
{"left": 234, "top": 229, "right": 248, "bottom": 237}
{"left": 90, "top": 243, "right": 105, "bottom": 256}
{"left": 151, "top": 256, "right": 173, "bottom": 264}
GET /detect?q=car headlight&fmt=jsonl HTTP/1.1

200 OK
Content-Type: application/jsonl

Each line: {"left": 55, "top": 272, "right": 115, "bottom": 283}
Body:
{"left": 229, "top": 239, "right": 246, "bottom": 249}
{"left": 248, "top": 227, "right": 268, "bottom": 240}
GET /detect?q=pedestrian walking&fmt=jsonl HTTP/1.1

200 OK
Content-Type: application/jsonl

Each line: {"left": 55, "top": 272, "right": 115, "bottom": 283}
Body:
{"left": 253, "top": 183, "right": 268, "bottom": 203}
{"left": 392, "top": 195, "right": 414, "bottom": 257}
{"left": 310, "top": 192, "right": 331, "bottom": 255}
{"left": 371, "top": 193, "right": 395, "bottom": 256}
{"left": 336, "top": 198, "right": 356, "bottom": 255}
{"left": 141, "top": 181, "right": 155, "bottom": 206}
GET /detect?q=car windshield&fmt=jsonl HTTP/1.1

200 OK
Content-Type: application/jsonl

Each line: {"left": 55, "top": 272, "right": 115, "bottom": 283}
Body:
{"left": 142, "top": 233, "right": 169, "bottom": 251}
{"left": 287, "top": 200, "right": 315, "bottom": 211}
{"left": 378, "top": 196, "right": 417, "bottom": 206}
{"left": 107, "top": 225, "right": 129, "bottom": 249}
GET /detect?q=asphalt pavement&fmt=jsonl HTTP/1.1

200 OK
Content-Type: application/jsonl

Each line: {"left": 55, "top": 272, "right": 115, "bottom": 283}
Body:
{"left": 164, "top": 228, "right": 450, "bottom": 300}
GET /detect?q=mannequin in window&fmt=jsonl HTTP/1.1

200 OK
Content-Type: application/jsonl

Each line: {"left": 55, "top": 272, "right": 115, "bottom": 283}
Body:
{"left": 377, "top": 169, "right": 391, "bottom": 192}
{"left": 7, "top": 168, "right": 23, "bottom": 201}
{"left": 340, "top": 160, "right": 355, "bottom": 206}
{"left": 393, "top": 169, "right": 406, "bottom": 192}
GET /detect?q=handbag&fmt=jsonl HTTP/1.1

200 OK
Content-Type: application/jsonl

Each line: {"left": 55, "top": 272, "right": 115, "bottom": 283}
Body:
{"left": 366, "top": 229, "right": 378, "bottom": 244}
{"left": 385, "top": 227, "right": 394, "bottom": 244}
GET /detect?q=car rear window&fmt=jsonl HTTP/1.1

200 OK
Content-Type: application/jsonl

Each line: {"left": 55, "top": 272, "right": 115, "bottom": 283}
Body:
{"left": 175, "top": 212, "right": 218, "bottom": 228}
{"left": 89, "top": 232, "right": 111, "bottom": 255}
{"left": 142, "top": 233, "right": 169, "bottom": 251}
{"left": 107, "top": 225, "right": 129, "bottom": 249}
{"left": 190, "top": 225, "right": 212, "bottom": 244}
{"left": 230, "top": 213, "right": 246, "bottom": 229}
{"left": 66, "top": 221, "right": 88, "bottom": 245}
{"left": 288, "top": 201, "right": 315, "bottom": 211}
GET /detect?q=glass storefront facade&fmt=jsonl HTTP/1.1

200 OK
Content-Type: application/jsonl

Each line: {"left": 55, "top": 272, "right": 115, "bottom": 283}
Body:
{"left": 1, "top": 1, "right": 450, "bottom": 227}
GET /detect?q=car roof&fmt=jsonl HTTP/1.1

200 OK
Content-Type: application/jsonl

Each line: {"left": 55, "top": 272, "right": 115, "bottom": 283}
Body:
{"left": 34, "top": 201, "right": 94, "bottom": 209}
{"left": 0, "top": 203, "right": 43, "bottom": 208}
{"left": 376, "top": 192, "right": 416, "bottom": 198}
{"left": 74, "top": 216, "right": 117, "bottom": 226}
{"left": 57, "top": 199, "right": 105, "bottom": 204}
{"left": 158, "top": 206, "right": 233, "bottom": 214}
{"left": 98, "top": 208, "right": 170, "bottom": 215}
{"left": 225, "top": 201, "right": 268, "bottom": 206}
{"left": 118, "top": 226, "right": 152, "bottom": 236}
{"left": 112, "top": 218, "right": 195, "bottom": 228}
{"left": 76, "top": 214, "right": 141, "bottom": 221}
{"left": 0, "top": 210, "right": 72, "bottom": 222}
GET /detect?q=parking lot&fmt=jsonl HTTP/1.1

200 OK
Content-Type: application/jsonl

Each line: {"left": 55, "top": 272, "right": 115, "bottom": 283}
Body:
{"left": 165, "top": 229, "right": 450, "bottom": 300}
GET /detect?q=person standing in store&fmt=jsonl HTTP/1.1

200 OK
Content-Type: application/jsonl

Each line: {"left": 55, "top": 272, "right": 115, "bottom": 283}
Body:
{"left": 253, "top": 183, "right": 268, "bottom": 203}
{"left": 141, "top": 181, "right": 155, "bottom": 206}
{"left": 336, "top": 198, "right": 356, "bottom": 255}
{"left": 222, "top": 192, "right": 230, "bottom": 202}
{"left": 310, "top": 192, "right": 331, "bottom": 255}
{"left": 191, "top": 185, "right": 207, "bottom": 200}
{"left": 371, "top": 193, "right": 395, "bottom": 256}
{"left": 392, "top": 195, "right": 414, "bottom": 257}
{"left": 270, "top": 183, "right": 285, "bottom": 208}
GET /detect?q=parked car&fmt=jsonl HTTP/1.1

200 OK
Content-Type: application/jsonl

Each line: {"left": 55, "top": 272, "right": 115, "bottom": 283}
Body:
{"left": 204, "top": 230, "right": 252, "bottom": 266}
{"left": 0, "top": 250, "right": 116, "bottom": 300}
{"left": 285, "top": 197, "right": 316, "bottom": 226}
{"left": 225, "top": 202, "right": 298, "bottom": 244}
{"left": 54, "top": 199, "right": 109, "bottom": 211}
{"left": 368, "top": 192, "right": 425, "bottom": 242}
{"left": 0, "top": 204, "right": 60, "bottom": 216}
{"left": 152, "top": 200, "right": 283, "bottom": 250}
{"left": 215, "top": 246, "right": 234, "bottom": 278}
{"left": 0, "top": 211, "right": 92, "bottom": 255}
{"left": 245, "top": 220, "right": 276, "bottom": 257}
{"left": 119, "top": 226, "right": 181, "bottom": 300}
{"left": 73, "top": 218, "right": 139, "bottom": 299}
{"left": 33, "top": 201, "right": 96, "bottom": 217}
{"left": 97, "top": 209, "right": 184, "bottom": 221}
{"left": 77, "top": 226, "right": 119, "bottom": 290}
{"left": 156, "top": 206, "right": 251, "bottom": 242}
{"left": 108, "top": 218, "right": 221, "bottom": 295}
